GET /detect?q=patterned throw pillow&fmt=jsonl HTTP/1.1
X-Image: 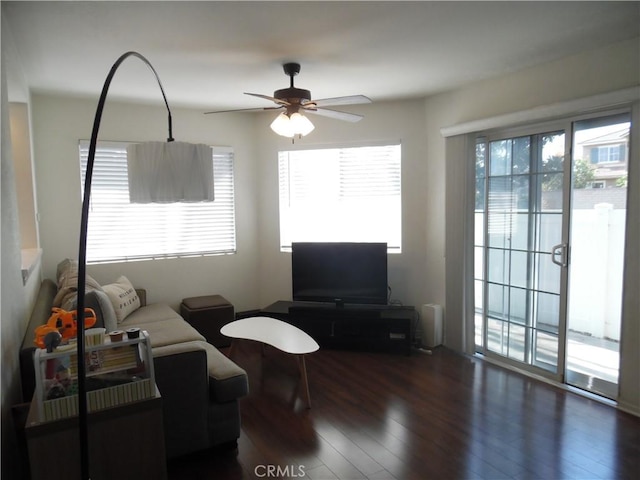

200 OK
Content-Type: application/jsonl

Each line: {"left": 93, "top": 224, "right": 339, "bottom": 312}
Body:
{"left": 102, "top": 276, "right": 141, "bottom": 324}
{"left": 52, "top": 258, "right": 103, "bottom": 308}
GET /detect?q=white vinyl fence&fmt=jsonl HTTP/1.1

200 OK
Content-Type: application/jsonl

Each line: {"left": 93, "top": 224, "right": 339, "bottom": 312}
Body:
{"left": 476, "top": 198, "right": 626, "bottom": 342}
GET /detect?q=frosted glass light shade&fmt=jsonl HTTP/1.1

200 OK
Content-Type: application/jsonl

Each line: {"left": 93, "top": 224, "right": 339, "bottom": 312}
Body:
{"left": 289, "top": 112, "right": 315, "bottom": 136}
{"left": 270, "top": 113, "right": 292, "bottom": 137}
{"left": 127, "top": 141, "right": 214, "bottom": 203}
{"left": 270, "top": 112, "right": 315, "bottom": 137}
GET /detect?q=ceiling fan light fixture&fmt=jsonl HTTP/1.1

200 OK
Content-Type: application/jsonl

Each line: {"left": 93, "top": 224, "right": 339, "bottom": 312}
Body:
{"left": 289, "top": 112, "right": 315, "bottom": 136}
{"left": 270, "top": 112, "right": 294, "bottom": 137}
{"left": 207, "top": 62, "right": 371, "bottom": 133}
{"left": 270, "top": 111, "right": 314, "bottom": 138}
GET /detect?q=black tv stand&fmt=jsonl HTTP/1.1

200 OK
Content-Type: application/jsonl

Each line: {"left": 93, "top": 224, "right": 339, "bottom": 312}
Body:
{"left": 260, "top": 301, "right": 416, "bottom": 355}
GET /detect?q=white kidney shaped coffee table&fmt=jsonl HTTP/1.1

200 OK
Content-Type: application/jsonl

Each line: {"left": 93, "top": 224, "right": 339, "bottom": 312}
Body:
{"left": 221, "top": 316, "right": 319, "bottom": 408}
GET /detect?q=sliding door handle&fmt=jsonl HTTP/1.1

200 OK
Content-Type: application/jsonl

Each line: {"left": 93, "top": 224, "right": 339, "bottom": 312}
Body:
{"left": 551, "top": 243, "right": 568, "bottom": 267}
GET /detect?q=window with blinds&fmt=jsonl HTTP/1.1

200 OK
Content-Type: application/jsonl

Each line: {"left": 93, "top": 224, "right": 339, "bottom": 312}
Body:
{"left": 278, "top": 143, "right": 401, "bottom": 252}
{"left": 79, "top": 141, "right": 236, "bottom": 263}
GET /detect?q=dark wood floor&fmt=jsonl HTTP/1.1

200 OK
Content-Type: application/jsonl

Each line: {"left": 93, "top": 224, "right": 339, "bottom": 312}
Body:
{"left": 167, "top": 342, "right": 640, "bottom": 480}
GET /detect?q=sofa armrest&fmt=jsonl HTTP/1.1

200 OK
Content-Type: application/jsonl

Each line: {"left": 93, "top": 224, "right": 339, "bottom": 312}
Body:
{"left": 153, "top": 347, "right": 210, "bottom": 458}
{"left": 200, "top": 342, "right": 249, "bottom": 403}
{"left": 152, "top": 342, "right": 247, "bottom": 457}
{"left": 21, "top": 279, "right": 57, "bottom": 352}
{"left": 20, "top": 279, "right": 57, "bottom": 401}
{"left": 153, "top": 341, "right": 248, "bottom": 403}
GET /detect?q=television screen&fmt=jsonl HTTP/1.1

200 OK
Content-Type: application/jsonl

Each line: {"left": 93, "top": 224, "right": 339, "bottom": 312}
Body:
{"left": 291, "top": 242, "right": 388, "bottom": 305}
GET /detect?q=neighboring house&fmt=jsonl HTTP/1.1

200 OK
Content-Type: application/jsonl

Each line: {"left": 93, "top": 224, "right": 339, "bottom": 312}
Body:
{"left": 580, "top": 128, "right": 629, "bottom": 188}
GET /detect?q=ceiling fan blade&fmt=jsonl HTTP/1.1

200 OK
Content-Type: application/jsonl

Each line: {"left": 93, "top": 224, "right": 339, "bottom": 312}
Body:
{"left": 310, "top": 95, "right": 372, "bottom": 107}
{"left": 204, "top": 106, "right": 283, "bottom": 114}
{"left": 305, "top": 108, "right": 364, "bottom": 123}
{"left": 245, "top": 92, "right": 290, "bottom": 106}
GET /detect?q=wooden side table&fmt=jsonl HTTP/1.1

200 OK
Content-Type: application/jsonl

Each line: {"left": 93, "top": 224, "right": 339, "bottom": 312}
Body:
{"left": 25, "top": 388, "right": 167, "bottom": 480}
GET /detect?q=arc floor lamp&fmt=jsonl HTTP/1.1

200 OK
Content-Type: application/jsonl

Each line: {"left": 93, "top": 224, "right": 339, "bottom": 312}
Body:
{"left": 75, "top": 51, "right": 212, "bottom": 479}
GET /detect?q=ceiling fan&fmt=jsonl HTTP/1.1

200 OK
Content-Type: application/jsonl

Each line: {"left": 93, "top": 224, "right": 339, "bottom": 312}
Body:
{"left": 204, "top": 62, "right": 371, "bottom": 138}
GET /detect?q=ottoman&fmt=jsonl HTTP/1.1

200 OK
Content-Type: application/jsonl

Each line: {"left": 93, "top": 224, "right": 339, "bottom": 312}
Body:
{"left": 180, "top": 295, "right": 234, "bottom": 348}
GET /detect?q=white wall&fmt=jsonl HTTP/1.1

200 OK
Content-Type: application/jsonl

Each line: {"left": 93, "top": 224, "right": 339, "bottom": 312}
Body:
{"left": 9, "top": 103, "right": 38, "bottom": 248}
{"left": 434, "top": 37, "right": 640, "bottom": 126}
{"left": 31, "top": 94, "right": 435, "bottom": 317}
{"left": 31, "top": 95, "right": 260, "bottom": 312}
{"left": 428, "top": 37, "right": 639, "bottom": 414}
{"left": 618, "top": 101, "right": 640, "bottom": 416}
{"left": 427, "top": 37, "right": 639, "bottom": 348}
{"left": 1, "top": 12, "right": 42, "bottom": 479}
{"left": 252, "top": 99, "right": 431, "bottom": 310}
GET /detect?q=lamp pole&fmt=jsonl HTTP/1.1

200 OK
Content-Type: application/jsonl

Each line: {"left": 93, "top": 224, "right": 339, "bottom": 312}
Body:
{"left": 75, "top": 51, "right": 174, "bottom": 480}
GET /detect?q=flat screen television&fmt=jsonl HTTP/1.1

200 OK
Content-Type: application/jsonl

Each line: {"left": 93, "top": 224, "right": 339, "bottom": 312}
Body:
{"left": 291, "top": 242, "right": 388, "bottom": 305}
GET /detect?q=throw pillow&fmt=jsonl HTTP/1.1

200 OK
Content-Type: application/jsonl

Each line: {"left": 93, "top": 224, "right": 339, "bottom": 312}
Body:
{"left": 65, "top": 290, "right": 118, "bottom": 334}
{"left": 93, "top": 290, "right": 118, "bottom": 333}
{"left": 102, "top": 276, "right": 141, "bottom": 324}
{"left": 52, "top": 258, "right": 103, "bottom": 308}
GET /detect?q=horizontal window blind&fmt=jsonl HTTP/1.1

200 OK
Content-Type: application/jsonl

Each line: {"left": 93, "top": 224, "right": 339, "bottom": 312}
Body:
{"left": 79, "top": 141, "right": 236, "bottom": 263}
{"left": 278, "top": 144, "right": 401, "bottom": 252}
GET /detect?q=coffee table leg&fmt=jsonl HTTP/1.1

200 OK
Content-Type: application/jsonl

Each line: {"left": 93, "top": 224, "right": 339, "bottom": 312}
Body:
{"left": 297, "top": 355, "right": 312, "bottom": 409}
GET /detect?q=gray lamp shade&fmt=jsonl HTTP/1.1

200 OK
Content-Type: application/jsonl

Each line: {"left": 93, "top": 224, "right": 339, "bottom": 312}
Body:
{"left": 127, "top": 141, "right": 214, "bottom": 203}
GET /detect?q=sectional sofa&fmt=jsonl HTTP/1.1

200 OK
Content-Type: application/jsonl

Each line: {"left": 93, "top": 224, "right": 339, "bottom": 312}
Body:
{"left": 19, "top": 260, "right": 248, "bottom": 458}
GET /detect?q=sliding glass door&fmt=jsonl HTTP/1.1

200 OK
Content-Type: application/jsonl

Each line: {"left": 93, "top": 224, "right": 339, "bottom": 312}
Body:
{"left": 565, "top": 114, "right": 630, "bottom": 398}
{"left": 478, "top": 129, "right": 569, "bottom": 379}
{"left": 475, "top": 112, "right": 629, "bottom": 399}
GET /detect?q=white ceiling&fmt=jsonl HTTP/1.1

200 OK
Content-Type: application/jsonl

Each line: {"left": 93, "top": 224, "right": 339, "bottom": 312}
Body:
{"left": 3, "top": 1, "right": 639, "bottom": 112}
